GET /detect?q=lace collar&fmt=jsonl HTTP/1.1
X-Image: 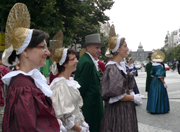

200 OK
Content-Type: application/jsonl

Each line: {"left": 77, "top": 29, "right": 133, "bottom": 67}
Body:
{"left": 2, "top": 69, "right": 52, "bottom": 97}
{"left": 50, "top": 77, "right": 80, "bottom": 90}
{"left": 106, "top": 61, "right": 127, "bottom": 74}
{"left": 126, "top": 64, "right": 134, "bottom": 69}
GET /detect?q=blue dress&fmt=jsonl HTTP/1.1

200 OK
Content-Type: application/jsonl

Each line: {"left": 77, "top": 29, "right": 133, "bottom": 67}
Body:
{"left": 126, "top": 65, "right": 139, "bottom": 94}
{"left": 146, "top": 65, "right": 170, "bottom": 113}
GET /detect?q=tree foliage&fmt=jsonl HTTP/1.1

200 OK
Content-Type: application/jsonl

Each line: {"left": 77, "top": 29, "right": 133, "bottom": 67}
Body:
{"left": 0, "top": 0, "right": 114, "bottom": 47}
{"left": 160, "top": 46, "right": 180, "bottom": 63}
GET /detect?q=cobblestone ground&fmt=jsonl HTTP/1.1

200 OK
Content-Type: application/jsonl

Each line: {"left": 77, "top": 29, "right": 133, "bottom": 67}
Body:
{"left": 136, "top": 69, "right": 180, "bottom": 132}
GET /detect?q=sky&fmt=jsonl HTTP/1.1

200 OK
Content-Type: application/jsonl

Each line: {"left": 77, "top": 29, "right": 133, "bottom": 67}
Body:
{"left": 104, "top": 0, "right": 180, "bottom": 51}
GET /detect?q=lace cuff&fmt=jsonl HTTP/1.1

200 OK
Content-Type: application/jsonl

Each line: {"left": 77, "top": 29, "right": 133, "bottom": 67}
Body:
{"left": 64, "top": 115, "right": 75, "bottom": 130}
{"left": 57, "top": 119, "right": 67, "bottom": 132}
{"left": 109, "top": 93, "right": 126, "bottom": 104}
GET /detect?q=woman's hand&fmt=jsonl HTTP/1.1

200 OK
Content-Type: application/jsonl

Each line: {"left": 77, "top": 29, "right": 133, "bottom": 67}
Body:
{"left": 82, "top": 121, "right": 89, "bottom": 129}
{"left": 164, "top": 83, "right": 168, "bottom": 88}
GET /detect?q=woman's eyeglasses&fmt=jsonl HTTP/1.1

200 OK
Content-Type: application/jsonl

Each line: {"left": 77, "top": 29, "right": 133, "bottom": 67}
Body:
{"left": 36, "top": 45, "right": 48, "bottom": 51}
{"left": 69, "top": 58, "right": 77, "bottom": 62}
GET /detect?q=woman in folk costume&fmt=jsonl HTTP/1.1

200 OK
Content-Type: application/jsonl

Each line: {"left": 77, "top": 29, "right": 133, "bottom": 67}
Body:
{"left": 100, "top": 24, "right": 142, "bottom": 132}
{"left": 1, "top": 3, "right": 60, "bottom": 132}
{"left": 146, "top": 50, "right": 170, "bottom": 114}
{"left": 49, "top": 32, "right": 64, "bottom": 84}
{"left": 126, "top": 54, "right": 140, "bottom": 94}
{"left": 50, "top": 45, "right": 90, "bottom": 132}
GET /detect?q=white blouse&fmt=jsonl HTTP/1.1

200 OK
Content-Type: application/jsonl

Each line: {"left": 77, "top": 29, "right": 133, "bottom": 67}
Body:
{"left": 50, "top": 77, "right": 84, "bottom": 131}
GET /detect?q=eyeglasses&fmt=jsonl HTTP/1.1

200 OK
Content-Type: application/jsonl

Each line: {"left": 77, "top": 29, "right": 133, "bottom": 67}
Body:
{"left": 36, "top": 45, "right": 48, "bottom": 51}
{"left": 69, "top": 58, "right": 77, "bottom": 62}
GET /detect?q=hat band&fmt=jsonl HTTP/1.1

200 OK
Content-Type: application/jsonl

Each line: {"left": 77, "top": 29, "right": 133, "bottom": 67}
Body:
{"left": 112, "top": 37, "right": 121, "bottom": 53}
{"left": 59, "top": 48, "right": 68, "bottom": 66}
{"left": 16, "top": 29, "right": 33, "bottom": 55}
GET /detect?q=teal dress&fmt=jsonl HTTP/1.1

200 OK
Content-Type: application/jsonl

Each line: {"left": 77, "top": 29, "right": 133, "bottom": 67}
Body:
{"left": 146, "top": 65, "right": 170, "bottom": 113}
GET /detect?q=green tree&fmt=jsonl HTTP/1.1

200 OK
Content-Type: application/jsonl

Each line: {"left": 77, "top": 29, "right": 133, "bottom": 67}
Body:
{"left": 0, "top": 0, "right": 114, "bottom": 46}
{"left": 161, "top": 46, "right": 180, "bottom": 63}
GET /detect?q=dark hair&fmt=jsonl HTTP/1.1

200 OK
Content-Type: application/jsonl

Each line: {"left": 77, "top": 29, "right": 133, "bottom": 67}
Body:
{"left": 111, "top": 37, "right": 125, "bottom": 55}
{"left": 57, "top": 48, "right": 76, "bottom": 73}
{"left": 8, "top": 29, "right": 49, "bottom": 65}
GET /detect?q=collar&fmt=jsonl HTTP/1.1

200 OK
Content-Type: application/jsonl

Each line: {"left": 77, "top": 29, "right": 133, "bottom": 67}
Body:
{"left": 106, "top": 61, "right": 127, "bottom": 74}
{"left": 2, "top": 69, "right": 52, "bottom": 97}
{"left": 86, "top": 52, "right": 99, "bottom": 71}
{"left": 152, "top": 62, "right": 163, "bottom": 67}
{"left": 50, "top": 77, "right": 80, "bottom": 90}
{"left": 126, "top": 64, "right": 134, "bottom": 69}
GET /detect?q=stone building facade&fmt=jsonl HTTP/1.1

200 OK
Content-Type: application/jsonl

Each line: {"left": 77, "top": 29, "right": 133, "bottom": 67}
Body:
{"left": 129, "top": 43, "right": 152, "bottom": 62}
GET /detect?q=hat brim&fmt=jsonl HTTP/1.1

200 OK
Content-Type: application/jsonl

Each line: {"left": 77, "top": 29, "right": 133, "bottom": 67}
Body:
{"left": 84, "top": 42, "right": 104, "bottom": 47}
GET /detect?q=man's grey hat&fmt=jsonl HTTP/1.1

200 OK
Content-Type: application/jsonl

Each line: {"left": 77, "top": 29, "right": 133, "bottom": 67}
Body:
{"left": 84, "top": 34, "right": 104, "bottom": 46}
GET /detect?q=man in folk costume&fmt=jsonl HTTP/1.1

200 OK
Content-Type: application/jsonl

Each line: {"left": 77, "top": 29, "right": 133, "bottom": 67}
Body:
{"left": 145, "top": 52, "right": 153, "bottom": 94}
{"left": 75, "top": 34, "right": 104, "bottom": 132}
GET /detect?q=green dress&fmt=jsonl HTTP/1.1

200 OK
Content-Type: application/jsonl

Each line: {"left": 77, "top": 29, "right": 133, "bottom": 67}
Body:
{"left": 145, "top": 61, "right": 153, "bottom": 92}
{"left": 75, "top": 53, "right": 103, "bottom": 132}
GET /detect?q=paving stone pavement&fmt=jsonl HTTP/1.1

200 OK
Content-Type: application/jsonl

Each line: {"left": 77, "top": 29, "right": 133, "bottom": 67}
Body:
{"left": 136, "top": 99, "right": 180, "bottom": 132}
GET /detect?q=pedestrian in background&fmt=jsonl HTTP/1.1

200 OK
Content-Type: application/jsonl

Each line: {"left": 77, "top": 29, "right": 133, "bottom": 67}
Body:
{"left": 126, "top": 54, "right": 140, "bottom": 95}
{"left": 1, "top": 3, "right": 60, "bottom": 131}
{"left": 145, "top": 53, "right": 153, "bottom": 95}
{"left": 146, "top": 50, "right": 170, "bottom": 114}
{"left": 100, "top": 25, "right": 142, "bottom": 132}
{"left": 75, "top": 34, "right": 104, "bottom": 132}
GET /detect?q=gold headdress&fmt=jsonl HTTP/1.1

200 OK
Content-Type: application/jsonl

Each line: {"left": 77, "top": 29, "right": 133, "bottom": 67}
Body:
{"left": 108, "top": 24, "right": 121, "bottom": 53}
{"left": 105, "top": 48, "right": 113, "bottom": 58}
{"left": 126, "top": 54, "right": 132, "bottom": 62}
{"left": 79, "top": 48, "right": 86, "bottom": 58}
{"left": 151, "top": 50, "right": 165, "bottom": 62}
{"left": 3, "top": 3, "right": 33, "bottom": 66}
{"left": 50, "top": 31, "right": 69, "bottom": 75}
{"left": 49, "top": 31, "right": 63, "bottom": 63}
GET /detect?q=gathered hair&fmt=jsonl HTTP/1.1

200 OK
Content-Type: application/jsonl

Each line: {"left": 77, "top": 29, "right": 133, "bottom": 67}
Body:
{"left": 57, "top": 48, "right": 76, "bottom": 73}
{"left": 8, "top": 29, "right": 49, "bottom": 65}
